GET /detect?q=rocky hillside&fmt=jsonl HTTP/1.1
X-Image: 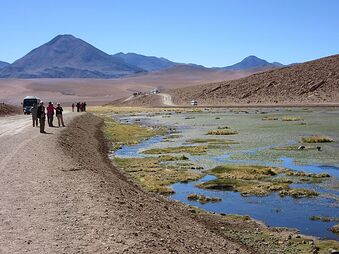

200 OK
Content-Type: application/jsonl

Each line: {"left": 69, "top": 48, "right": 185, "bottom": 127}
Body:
{"left": 0, "top": 103, "right": 21, "bottom": 116}
{"left": 170, "top": 54, "right": 339, "bottom": 105}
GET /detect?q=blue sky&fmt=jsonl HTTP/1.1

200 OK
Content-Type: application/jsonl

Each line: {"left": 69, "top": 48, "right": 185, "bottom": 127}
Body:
{"left": 0, "top": 0, "right": 338, "bottom": 66}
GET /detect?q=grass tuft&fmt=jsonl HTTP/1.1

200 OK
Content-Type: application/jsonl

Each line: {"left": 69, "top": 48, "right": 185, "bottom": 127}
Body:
{"left": 301, "top": 135, "right": 334, "bottom": 143}
{"left": 207, "top": 129, "right": 238, "bottom": 135}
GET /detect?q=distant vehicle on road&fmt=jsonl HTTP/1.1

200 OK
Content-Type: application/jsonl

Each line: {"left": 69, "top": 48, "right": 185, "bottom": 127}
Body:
{"left": 191, "top": 99, "right": 198, "bottom": 106}
{"left": 150, "top": 88, "right": 160, "bottom": 94}
{"left": 22, "top": 96, "right": 40, "bottom": 114}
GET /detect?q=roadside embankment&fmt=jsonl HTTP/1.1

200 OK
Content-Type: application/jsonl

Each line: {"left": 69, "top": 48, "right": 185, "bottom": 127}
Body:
{"left": 0, "top": 102, "right": 21, "bottom": 116}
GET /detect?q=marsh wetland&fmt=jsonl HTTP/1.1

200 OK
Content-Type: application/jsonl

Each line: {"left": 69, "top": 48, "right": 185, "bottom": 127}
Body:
{"left": 99, "top": 106, "right": 339, "bottom": 241}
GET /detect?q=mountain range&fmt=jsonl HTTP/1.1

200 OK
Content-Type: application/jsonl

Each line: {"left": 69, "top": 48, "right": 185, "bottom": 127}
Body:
{"left": 0, "top": 61, "right": 9, "bottom": 69}
{"left": 0, "top": 34, "right": 284, "bottom": 79}
{"left": 112, "top": 52, "right": 177, "bottom": 71}
{"left": 222, "top": 55, "right": 283, "bottom": 70}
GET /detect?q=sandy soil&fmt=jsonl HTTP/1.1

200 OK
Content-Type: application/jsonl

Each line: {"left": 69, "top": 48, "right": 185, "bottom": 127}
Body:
{"left": 0, "top": 68, "right": 257, "bottom": 106}
{"left": 0, "top": 112, "right": 249, "bottom": 253}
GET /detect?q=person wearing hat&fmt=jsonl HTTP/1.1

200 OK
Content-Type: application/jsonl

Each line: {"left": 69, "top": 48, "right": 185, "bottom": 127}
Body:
{"left": 37, "top": 101, "right": 46, "bottom": 133}
{"left": 55, "top": 103, "right": 65, "bottom": 127}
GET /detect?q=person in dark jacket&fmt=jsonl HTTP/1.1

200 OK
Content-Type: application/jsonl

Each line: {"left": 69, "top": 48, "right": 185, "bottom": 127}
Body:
{"left": 31, "top": 103, "right": 38, "bottom": 127}
{"left": 55, "top": 103, "right": 65, "bottom": 127}
{"left": 37, "top": 101, "right": 46, "bottom": 133}
{"left": 76, "top": 102, "right": 80, "bottom": 112}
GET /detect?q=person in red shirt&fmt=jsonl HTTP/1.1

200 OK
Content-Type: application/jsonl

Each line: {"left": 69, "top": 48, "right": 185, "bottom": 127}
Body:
{"left": 47, "top": 102, "right": 55, "bottom": 127}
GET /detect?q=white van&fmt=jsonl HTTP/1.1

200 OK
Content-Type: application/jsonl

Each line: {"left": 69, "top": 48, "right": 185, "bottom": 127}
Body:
{"left": 22, "top": 96, "right": 40, "bottom": 114}
{"left": 191, "top": 100, "right": 198, "bottom": 106}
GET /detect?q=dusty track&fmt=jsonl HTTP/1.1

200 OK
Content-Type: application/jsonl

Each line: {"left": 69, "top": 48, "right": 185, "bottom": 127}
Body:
{"left": 0, "top": 113, "right": 248, "bottom": 253}
{"left": 159, "top": 93, "right": 175, "bottom": 106}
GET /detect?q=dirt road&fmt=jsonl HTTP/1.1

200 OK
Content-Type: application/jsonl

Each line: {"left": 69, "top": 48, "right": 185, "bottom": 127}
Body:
{"left": 0, "top": 113, "right": 249, "bottom": 253}
{"left": 159, "top": 93, "right": 175, "bottom": 106}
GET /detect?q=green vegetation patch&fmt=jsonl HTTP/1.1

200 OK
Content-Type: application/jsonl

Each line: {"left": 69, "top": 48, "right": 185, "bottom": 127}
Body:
{"left": 301, "top": 135, "right": 334, "bottom": 143}
{"left": 207, "top": 129, "right": 238, "bottom": 135}
{"left": 115, "top": 156, "right": 203, "bottom": 195}
{"left": 273, "top": 145, "right": 318, "bottom": 151}
{"left": 310, "top": 216, "right": 339, "bottom": 222}
{"left": 217, "top": 126, "right": 230, "bottom": 129}
{"left": 217, "top": 213, "right": 339, "bottom": 254}
{"left": 197, "top": 165, "right": 291, "bottom": 196}
{"left": 279, "top": 188, "right": 318, "bottom": 198}
{"left": 142, "top": 145, "right": 208, "bottom": 155}
{"left": 286, "top": 171, "right": 330, "bottom": 178}
{"left": 187, "top": 193, "right": 221, "bottom": 204}
{"left": 197, "top": 165, "right": 320, "bottom": 198}
{"left": 186, "top": 138, "right": 238, "bottom": 145}
{"left": 262, "top": 116, "right": 279, "bottom": 120}
{"left": 208, "top": 165, "right": 283, "bottom": 180}
{"left": 282, "top": 116, "right": 304, "bottom": 121}
{"left": 330, "top": 224, "right": 339, "bottom": 235}
{"left": 103, "top": 117, "right": 167, "bottom": 150}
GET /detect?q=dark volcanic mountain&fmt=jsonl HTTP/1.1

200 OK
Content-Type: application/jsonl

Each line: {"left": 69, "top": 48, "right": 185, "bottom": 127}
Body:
{"left": 0, "top": 61, "right": 9, "bottom": 69}
{"left": 113, "top": 52, "right": 177, "bottom": 71}
{"left": 0, "top": 35, "right": 144, "bottom": 78}
{"left": 223, "top": 55, "right": 283, "bottom": 71}
{"left": 170, "top": 54, "right": 339, "bottom": 105}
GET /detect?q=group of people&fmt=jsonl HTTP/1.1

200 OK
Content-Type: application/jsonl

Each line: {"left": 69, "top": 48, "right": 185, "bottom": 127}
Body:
{"left": 31, "top": 101, "right": 65, "bottom": 133}
{"left": 72, "top": 102, "right": 87, "bottom": 112}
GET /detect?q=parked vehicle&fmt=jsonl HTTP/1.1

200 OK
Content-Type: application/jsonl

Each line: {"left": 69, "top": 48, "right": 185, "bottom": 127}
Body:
{"left": 150, "top": 88, "right": 160, "bottom": 94}
{"left": 191, "top": 99, "right": 198, "bottom": 106}
{"left": 22, "top": 96, "right": 40, "bottom": 114}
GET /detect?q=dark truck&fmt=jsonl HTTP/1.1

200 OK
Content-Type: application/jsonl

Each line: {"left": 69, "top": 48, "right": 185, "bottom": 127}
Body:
{"left": 22, "top": 96, "right": 40, "bottom": 114}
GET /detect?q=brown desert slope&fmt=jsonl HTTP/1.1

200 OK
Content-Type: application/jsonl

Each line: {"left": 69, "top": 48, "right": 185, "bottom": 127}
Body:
{"left": 0, "top": 66, "right": 260, "bottom": 106}
{"left": 169, "top": 54, "right": 339, "bottom": 105}
{"left": 0, "top": 103, "right": 21, "bottom": 116}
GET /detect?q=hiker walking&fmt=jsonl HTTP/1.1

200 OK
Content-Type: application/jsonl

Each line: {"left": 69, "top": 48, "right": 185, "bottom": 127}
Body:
{"left": 31, "top": 103, "right": 38, "bottom": 127}
{"left": 76, "top": 102, "right": 80, "bottom": 112}
{"left": 83, "top": 102, "right": 87, "bottom": 112}
{"left": 37, "top": 101, "right": 46, "bottom": 133}
{"left": 71, "top": 103, "right": 75, "bottom": 112}
{"left": 47, "top": 102, "right": 55, "bottom": 127}
{"left": 55, "top": 103, "right": 65, "bottom": 127}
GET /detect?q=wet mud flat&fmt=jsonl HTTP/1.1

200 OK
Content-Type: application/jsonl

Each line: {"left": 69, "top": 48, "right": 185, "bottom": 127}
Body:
{"left": 113, "top": 107, "right": 339, "bottom": 241}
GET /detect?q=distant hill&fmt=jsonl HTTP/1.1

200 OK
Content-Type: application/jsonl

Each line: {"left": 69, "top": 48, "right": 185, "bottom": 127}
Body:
{"left": 223, "top": 55, "right": 283, "bottom": 70}
{"left": 112, "top": 52, "right": 177, "bottom": 71}
{"left": 170, "top": 54, "right": 339, "bottom": 105}
{"left": 0, "top": 61, "right": 9, "bottom": 69}
{"left": 0, "top": 35, "right": 145, "bottom": 78}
